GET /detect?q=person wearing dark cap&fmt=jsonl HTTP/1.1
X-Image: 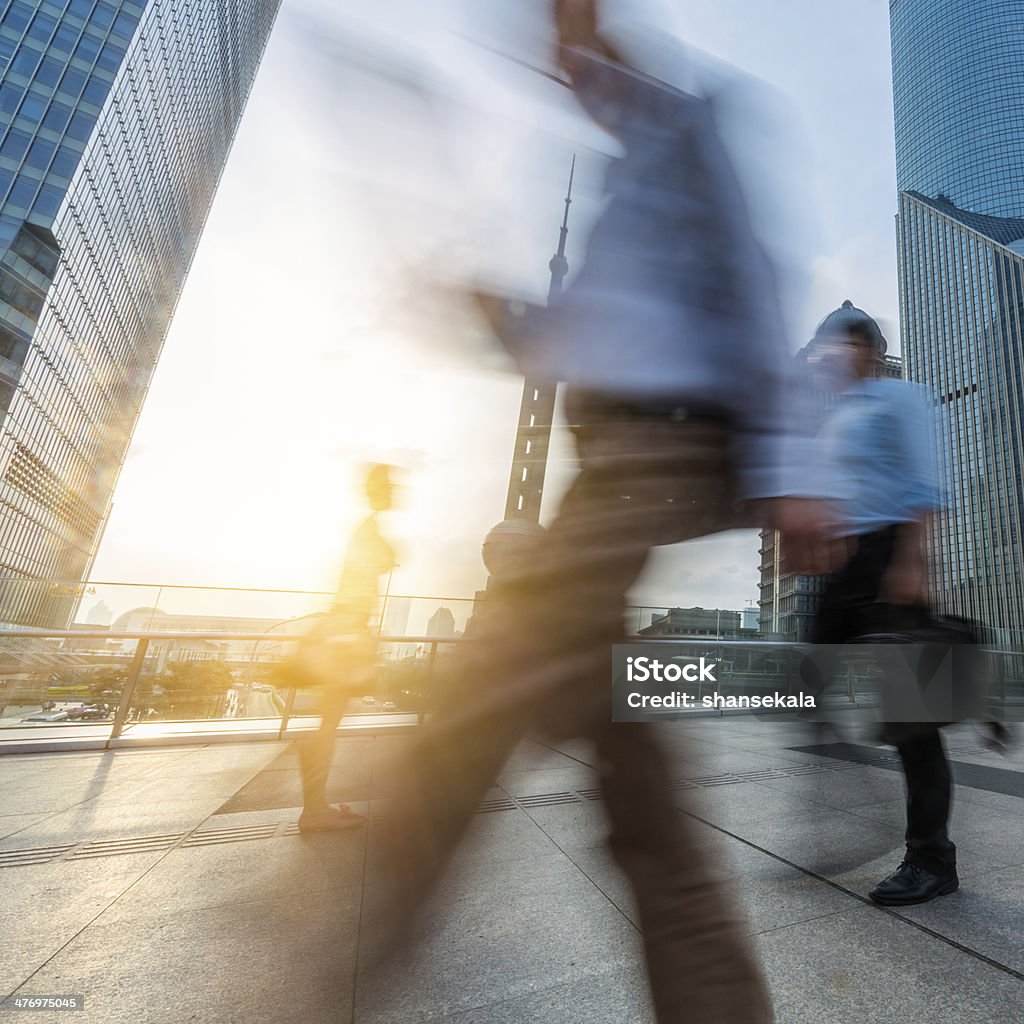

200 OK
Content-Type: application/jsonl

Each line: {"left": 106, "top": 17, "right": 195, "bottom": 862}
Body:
{"left": 807, "top": 301, "right": 955, "bottom": 906}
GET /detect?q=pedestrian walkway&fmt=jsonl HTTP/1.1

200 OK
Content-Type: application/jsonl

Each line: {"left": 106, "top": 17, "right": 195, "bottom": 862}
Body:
{"left": 1, "top": 719, "right": 1022, "bottom": 1022}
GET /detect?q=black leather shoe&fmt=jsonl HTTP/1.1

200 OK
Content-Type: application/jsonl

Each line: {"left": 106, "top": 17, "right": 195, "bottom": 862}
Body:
{"left": 869, "top": 862, "right": 959, "bottom": 906}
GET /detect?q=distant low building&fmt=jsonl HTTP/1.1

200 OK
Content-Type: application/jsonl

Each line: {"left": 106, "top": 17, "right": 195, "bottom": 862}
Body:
{"left": 103, "top": 607, "right": 304, "bottom": 666}
{"left": 638, "top": 607, "right": 747, "bottom": 639}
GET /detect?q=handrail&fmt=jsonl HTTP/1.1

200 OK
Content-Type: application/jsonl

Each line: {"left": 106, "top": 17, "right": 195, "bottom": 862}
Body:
{"left": 0, "top": 630, "right": 466, "bottom": 642}
{"left": 0, "top": 629, "right": 818, "bottom": 645}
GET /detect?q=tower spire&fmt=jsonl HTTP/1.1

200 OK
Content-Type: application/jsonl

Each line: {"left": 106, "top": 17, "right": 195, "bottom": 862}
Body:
{"left": 547, "top": 154, "right": 575, "bottom": 301}
{"left": 501, "top": 157, "right": 576, "bottom": 523}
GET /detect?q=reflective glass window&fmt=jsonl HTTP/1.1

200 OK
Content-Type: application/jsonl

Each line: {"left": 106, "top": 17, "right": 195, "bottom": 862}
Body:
{"left": 110, "top": 13, "right": 137, "bottom": 40}
{"left": 0, "top": 325, "right": 27, "bottom": 362}
{"left": 73, "top": 33, "right": 100, "bottom": 64}
{"left": 51, "top": 24, "right": 80, "bottom": 54}
{"left": 27, "top": 13, "right": 57, "bottom": 44}
{"left": 17, "top": 93, "right": 47, "bottom": 125}
{"left": 90, "top": 3, "right": 116, "bottom": 30}
{"left": 65, "top": 110, "right": 95, "bottom": 143}
{"left": 58, "top": 68, "right": 87, "bottom": 99}
{"left": 0, "top": 129, "right": 31, "bottom": 161}
{"left": 32, "top": 185, "right": 64, "bottom": 218}
{"left": 96, "top": 41, "right": 125, "bottom": 72}
{"left": 24, "top": 137, "right": 55, "bottom": 171}
{"left": 0, "top": 82, "right": 23, "bottom": 115}
{"left": 81, "top": 77, "right": 109, "bottom": 106}
{"left": 49, "top": 147, "right": 80, "bottom": 180}
{"left": 0, "top": 2, "right": 33, "bottom": 33}
{"left": 11, "top": 46, "right": 43, "bottom": 77}
{"left": 41, "top": 101, "right": 72, "bottom": 133}
{"left": 34, "top": 56, "right": 63, "bottom": 89}
{"left": 6, "top": 178, "right": 36, "bottom": 210}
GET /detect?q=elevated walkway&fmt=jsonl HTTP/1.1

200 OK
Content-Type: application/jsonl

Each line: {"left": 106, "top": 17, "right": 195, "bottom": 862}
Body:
{"left": 1, "top": 719, "right": 1022, "bottom": 1022}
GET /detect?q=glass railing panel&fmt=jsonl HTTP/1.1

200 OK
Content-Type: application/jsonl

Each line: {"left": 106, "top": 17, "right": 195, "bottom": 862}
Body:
{"left": 120, "top": 639, "right": 286, "bottom": 727}
{"left": 0, "top": 635, "right": 148, "bottom": 731}
{"left": 282, "top": 639, "right": 459, "bottom": 720}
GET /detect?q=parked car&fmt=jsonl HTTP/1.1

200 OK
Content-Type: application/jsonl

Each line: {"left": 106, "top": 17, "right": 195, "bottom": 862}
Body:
{"left": 22, "top": 710, "right": 69, "bottom": 722}
{"left": 71, "top": 704, "right": 112, "bottom": 721}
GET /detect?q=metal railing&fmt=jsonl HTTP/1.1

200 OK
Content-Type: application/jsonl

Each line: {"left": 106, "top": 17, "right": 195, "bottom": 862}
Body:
{"left": 0, "top": 626, "right": 1019, "bottom": 751}
{"left": 0, "top": 628, "right": 461, "bottom": 747}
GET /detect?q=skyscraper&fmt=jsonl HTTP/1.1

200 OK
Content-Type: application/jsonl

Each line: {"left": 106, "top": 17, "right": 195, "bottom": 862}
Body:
{"left": 0, "top": 0, "right": 280, "bottom": 627}
{"left": 892, "top": 0, "right": 1024, "bottom": 639}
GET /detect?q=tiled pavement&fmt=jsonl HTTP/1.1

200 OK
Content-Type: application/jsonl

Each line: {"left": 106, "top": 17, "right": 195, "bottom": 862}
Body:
{"left": 0, "top": 719, "right": 1021, "bottom": 1023}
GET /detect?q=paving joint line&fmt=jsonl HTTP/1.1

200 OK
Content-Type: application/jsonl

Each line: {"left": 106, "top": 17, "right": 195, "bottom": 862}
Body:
{"left": 681, "top": 807, "right": 1024, "bottom": 984}
{"left": 0, "top": 743, "right": 997, "bottom": 869}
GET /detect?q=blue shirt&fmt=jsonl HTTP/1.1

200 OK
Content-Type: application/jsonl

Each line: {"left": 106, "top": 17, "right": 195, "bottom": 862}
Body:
{"left": 821, "top": 378, "right": 946, "bottom": 536}
{"left": 498, "top": 44, "right": 810, "bottom": 501}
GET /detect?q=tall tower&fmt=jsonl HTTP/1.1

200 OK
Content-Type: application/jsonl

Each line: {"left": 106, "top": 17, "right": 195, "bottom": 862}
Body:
{"left": 502, "top": 157, "right": 574, "bottom": 522}
{"left": 0, "top": 1, "right": 281, "bottom": 627}
{"left": 891, "top": 0, "right": 1024, "bottom": 640}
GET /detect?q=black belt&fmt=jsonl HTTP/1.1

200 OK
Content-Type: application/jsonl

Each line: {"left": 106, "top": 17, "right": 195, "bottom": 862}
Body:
{"left": 568, "top": 389, "right": 733, "bottom": 425}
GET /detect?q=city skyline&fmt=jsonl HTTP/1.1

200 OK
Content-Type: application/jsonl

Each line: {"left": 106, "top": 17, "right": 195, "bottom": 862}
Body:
{"left": 79, "top": 0, "right": 904, "bottom": 615}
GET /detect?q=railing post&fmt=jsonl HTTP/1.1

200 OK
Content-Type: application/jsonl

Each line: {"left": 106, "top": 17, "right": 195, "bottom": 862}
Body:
{"left": 108, "top": 637, "right": 149, "bottom": 746}
{"left": 278, "top": 687, "right": 297, "bottom": 740}
{"left": 425, "top": 641, "right": 438, "bottom": 722}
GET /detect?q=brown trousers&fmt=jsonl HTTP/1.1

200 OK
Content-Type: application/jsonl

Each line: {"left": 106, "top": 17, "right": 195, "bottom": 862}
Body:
{"left": 378, "top": 392, "right": 773, "bottom": 1023}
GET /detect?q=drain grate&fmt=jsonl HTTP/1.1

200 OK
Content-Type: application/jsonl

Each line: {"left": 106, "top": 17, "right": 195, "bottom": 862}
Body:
{"left": 0, "top": 743, "right": 996, "bottom": 869}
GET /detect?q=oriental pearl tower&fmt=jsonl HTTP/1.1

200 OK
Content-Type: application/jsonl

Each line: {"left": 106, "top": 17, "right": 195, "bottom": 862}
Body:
{"left": 479, "top": 158, "right": 575, "bottom": 579}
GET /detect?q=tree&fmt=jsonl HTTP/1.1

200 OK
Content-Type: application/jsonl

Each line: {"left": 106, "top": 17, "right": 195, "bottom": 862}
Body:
{"left": 158, "top": 659, "right": 234, "bottom": 695}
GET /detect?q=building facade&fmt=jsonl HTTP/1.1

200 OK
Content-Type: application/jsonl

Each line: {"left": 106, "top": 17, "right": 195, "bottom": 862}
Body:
{"left": 0, "top": 0, "right": 280, "bottom": 627}
{"left": 891, "top": 0, "right": 1024, "bottom": 220}
{"left": 638, "top": 606, "right": 745, "bottom": 639}
{"left": 425, "top": 606, "right": 456, "bottom": 638}
{"left": 892, "top": 0, "right": 1024, "bottom": 640}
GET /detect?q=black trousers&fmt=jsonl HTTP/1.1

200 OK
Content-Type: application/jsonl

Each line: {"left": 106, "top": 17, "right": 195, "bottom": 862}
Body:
{"left": 812, "top": 526, "right": 956, "bottom": 876}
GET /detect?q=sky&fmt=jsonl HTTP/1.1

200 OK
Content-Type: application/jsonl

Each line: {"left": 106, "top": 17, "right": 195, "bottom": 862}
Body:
{"left": 85, "top": 0, "right": 901, "bottom": 630}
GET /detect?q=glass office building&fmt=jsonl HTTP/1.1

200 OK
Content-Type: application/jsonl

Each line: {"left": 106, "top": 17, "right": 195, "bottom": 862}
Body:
{"left": 892, "top": 0, "right": 1024, "bottom": 639}
{"left": 0, "top": 1, "right": 280, "bottom": 627}
{"left": 892, "top": 0, "right": 1024, "bottom": 219}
